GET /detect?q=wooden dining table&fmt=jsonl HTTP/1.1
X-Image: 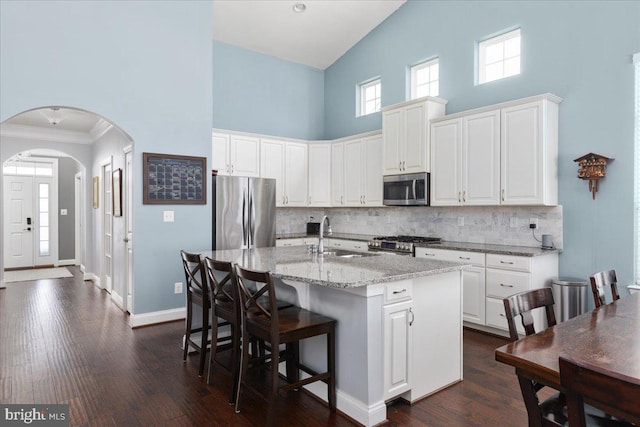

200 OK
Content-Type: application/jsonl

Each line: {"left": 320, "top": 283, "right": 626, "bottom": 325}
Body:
{"left": 495, "top": 292, "right": 640, "bottom": 423}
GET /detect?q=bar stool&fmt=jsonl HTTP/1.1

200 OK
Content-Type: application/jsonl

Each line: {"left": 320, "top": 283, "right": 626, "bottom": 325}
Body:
{"left": 234, "top": 264, "right": 336, "bottom": 426}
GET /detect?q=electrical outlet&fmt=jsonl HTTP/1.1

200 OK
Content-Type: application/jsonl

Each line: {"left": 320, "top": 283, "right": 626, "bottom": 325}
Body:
{"left": 510, "top": 217, "right": 518, "bottom": 228}
{"left": 163, "top": 211, "right": 175, "bottom": 222}
{"left": 174, "top": 282, "right": 183, "bottom": 294}
{"left": 458, "top": 217, "right": 464, "bottom": 226}
{"left": 529, "top": 218, "right": 538, "bottom": 229}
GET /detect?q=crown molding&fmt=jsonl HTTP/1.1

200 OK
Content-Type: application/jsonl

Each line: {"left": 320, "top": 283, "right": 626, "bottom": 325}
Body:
{"left": 89, "top": 118, "right": 113, "bottom": 141}
{"left": 0, "top": 123, "right": 93, "bottom": 144}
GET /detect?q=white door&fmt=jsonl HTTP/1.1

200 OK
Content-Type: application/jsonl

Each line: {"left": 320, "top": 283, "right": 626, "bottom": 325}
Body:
{"left": 212, "top": 132, "right": 230, "bottom": 175}
{"left": 230, "top": 135, "right": 260, "bottom": 177}
{"left": 403, "top": 102, "right": 427, "bottom": 173}
{"left": 362, "top": 135, "right": 383, "bottom": 206}
{"left": 330, "top": 142, "right": 344, "bottom": 206}
{"left": 3, "top": 176, "right": 34, "bottom": 269}
{"left": 343, "top": 139, "right": 363, "bottom": 206}
{"left": 307, "top": 143, "right": 331, "bottom": 206}
{"left": 103, "top": 163, "right": 113, "bottom": 293}
{"left": 125, "top": 149, "right": 134, "bottom": 313}
{"left": 260, "top": 139, "right": 285, "bottom": 206}
{"left": 382, "top": 109, "right": 403, "bottom": 175}
{"left": 383, "top": 300, "right": 412, "bottom": 400}
{"left": 74, "top": 173, "right": 82, "bottom": 265}
{"left": 430, "top": 119, "right": 462, "bottom": 206}
{"left": 463, "top": 110, "right": 501, "bottom": 205}
{"left": 284, "top": 142, "right": 308, "bottom": 207}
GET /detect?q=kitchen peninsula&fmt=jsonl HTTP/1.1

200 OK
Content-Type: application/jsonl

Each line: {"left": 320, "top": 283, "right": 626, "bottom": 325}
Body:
{"left": 202, "top": 245, "right": 466, "bottom": 426}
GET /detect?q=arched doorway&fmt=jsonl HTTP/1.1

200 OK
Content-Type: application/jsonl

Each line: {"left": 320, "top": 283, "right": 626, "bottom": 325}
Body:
{"left": 1, "top": 106, "right": 135, "bottom": 313}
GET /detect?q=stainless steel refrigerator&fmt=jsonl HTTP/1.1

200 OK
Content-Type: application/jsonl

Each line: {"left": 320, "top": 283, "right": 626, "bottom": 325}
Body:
{"left": 212, "top": 175, "right": 276, "bottom": 250}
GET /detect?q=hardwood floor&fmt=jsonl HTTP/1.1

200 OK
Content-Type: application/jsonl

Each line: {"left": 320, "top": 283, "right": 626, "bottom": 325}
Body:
{"left": 0, "top": 267, "right": 529, "bottom": 426}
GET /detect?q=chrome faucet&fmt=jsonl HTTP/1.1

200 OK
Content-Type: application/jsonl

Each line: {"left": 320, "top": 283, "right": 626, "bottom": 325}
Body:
{"left": 318, "top": 215, "right": 331, "bottom": 254}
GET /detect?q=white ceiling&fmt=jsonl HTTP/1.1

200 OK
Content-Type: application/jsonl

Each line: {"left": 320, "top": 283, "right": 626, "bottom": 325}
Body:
{"left": 213, "top": 0, "right": 406, "bottom": 70}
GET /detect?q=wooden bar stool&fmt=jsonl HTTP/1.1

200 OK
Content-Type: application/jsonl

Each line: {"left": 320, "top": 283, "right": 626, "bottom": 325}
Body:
{"left": 233, "top": 264, "right": 336, "bottom": 426}
{"left": 589, "top": 270, "right": 620, "bottom": 308}
{"left": 180, "top": 250, "right": 211, "bottom": 377}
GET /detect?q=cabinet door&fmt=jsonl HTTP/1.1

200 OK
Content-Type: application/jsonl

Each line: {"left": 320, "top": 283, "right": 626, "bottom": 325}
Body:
{"left": 382, "top": 109, "right": 403, "bottom": 175}
{"left": 403, "top": 102, "right": 427, "bottom": 173}
{"left": 463, "top": 110, "right": 501, "bottom": 205}
{"left": 362, "top": 135, "right": 383, "bottom": 206}
{"left": 463, "top": 266, "right": 486, "bottom": 325}
{"left": 344, "top": 139, "right": 363, "bottom": 206}
{"left": 430, "top": 119, "right": 462, "bottom": 206}
{"left": 212, "top": 133, "right": 230, "bottom": 175}
{"left": 308, "top": 143, "right": 331, "bottom": 206}
{"left": 501, "top": 102, "right": 544, "bottom": 205}
{"left": 331, "top": 142, "right": 345, "bottom": 206}
{"left": 260, "top": 139, "right": 285, "bottom": 206}
{"left": 383, "top": 300, "right": 412, "bottom": 400}
{"left": 285, "top": 142, "right": 308, "bottom": 206}
{"left": 230, "top": 135, "right": 260, "bottom": 177}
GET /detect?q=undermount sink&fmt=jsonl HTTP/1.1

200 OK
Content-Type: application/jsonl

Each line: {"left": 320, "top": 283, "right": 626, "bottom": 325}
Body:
{"left": 320, "top": 249, "right": 377, "bottom": 258}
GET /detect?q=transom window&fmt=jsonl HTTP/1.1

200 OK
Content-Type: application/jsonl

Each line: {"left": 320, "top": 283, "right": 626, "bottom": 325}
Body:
{"left": 478, "top": 28, "right": 521, "bottom": 84}
{"left": 3, "top": 160, "right": 53, "bottom": 176}
{"left": 411, "top": 58, "right": 439, "bottom": 98}
{"left": 359, "top": 78, "right": 381, "bottom": 116}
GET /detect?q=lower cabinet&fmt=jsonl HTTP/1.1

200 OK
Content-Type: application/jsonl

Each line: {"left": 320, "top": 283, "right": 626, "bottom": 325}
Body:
{"left": 275, "top": 237, "right": 317, "bottom": 247}
{"left": 325, "top": 238, "right": 368, "bottom": 252}
{"left": 383, "top": 299, "right": 412, "bottom": 400}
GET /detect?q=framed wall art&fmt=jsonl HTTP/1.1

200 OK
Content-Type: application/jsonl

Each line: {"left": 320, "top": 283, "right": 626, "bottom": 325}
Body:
{"left": 143, "top": 152, "right": 206, "bottom": 204}
{"left": 113, "top": 168, "right": 123, "bottom": 216}
{"left": 92, "top": 176, "right": 99, "bottom": 209}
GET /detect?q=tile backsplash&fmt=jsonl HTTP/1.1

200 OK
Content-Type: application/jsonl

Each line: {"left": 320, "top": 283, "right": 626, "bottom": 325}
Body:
{"left": 277, "top": 205, "right": 563, "bottom": 249}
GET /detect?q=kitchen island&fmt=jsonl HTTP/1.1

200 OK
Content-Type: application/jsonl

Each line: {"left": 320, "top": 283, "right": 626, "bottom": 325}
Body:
{"left": 201, "top": 246, "right": 466, "bottom": 426}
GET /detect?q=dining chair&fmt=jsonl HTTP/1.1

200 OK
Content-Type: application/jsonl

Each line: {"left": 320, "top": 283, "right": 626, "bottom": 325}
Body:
{"left": 203, "top": 257, "right": 240, "bottom": 403}
{"left": 559, "top": 356, "right": 640, "bottom": 426}
{"left": 503, "top": 288, "right": 565, "bottom": 427}
{"left": 233, "top": 264, "right": 336, "bottom": 426}
{"left": 589, "top": 270, "right": 620, "bottom": 308}
{"left": 180, "top": 250, "right": 212, "bottom": 377}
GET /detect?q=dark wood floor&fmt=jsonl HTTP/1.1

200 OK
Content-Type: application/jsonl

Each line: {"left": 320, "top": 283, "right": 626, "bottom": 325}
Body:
{"left": 0, "top": 267, "right": 529, "bottom": 426}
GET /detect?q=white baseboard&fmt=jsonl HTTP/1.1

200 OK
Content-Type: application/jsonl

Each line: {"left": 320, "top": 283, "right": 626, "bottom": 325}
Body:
{"left": 80, "top": 264, "right": 86, "bottom": 273}
{"left": 84, "top": 272, "right": 100, "bottom": 288}
{"left": 58, "top": 259, "right": 77, "bottom": 266}
{"left": 129, "top": 307, "right": 186, "bottom": 328}
{"left": 0, "top": 279, "right": 5, "bottom": 289}
{"left": 111, "top": 290, "right": 124, "bottom": 310}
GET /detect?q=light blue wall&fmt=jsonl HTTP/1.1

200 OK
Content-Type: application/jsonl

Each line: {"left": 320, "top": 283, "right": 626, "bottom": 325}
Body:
{"left": 324, "top": 0, "right": 640, "bottom": 292}
{"left": 213, "top": 40, "right": 325, "bottom": 140}
{"left": 1, "top": 1, "right": 213, "bottom": 314}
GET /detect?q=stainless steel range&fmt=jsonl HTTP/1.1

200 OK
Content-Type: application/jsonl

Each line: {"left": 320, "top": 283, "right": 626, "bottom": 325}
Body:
{"left": 368, "top": 235, "right": 441, "bottom": 255}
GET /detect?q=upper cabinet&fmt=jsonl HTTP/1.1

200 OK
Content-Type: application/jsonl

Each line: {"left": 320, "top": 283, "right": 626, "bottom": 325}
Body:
{"left": 212, "top": 132, "right": 260, "bottom": 177}
{"left": 260, "top": 138, "right": 308, "bottom": 207}
{"left": 382, "top": 97, "right": 447, "bottom": 175}
{"left": 308, "top": 143, "right": 331, "bottom": 207}
{"left": 331, "top": 142, "right": 345, "bottom": 206}
{"left": 431, "top": 110, "right": 501, "bottom": 206}
{"left": 343, "top": 134, "right": 383, "bottom": 207}
{"left": 430, "top": 94, "right": 561, "bottom": 207}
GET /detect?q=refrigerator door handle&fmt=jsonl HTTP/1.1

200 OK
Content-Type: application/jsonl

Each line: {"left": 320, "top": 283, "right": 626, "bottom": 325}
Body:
{"left": 248, "top": 194, "right": 255, "bottom": 248}
{"left": 242, "top": 194, "right": 248, "bottom": 249}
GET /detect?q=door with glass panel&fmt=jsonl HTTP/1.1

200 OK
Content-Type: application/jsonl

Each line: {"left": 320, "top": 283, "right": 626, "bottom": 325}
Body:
{"left": 103, "top": 163, "right": 113, "bottom": 293}
{"left": 3, "top": 176, "right": 34, "bottom": 268}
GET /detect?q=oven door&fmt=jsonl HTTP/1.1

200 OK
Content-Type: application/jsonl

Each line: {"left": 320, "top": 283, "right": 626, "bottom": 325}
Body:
{"left": 383, "top": 173, "right": 429, "bottom": 206}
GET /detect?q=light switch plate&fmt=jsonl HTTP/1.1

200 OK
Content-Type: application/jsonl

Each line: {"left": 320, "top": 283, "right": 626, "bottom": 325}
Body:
{"left": 60, "top": 209, "right": 68, "bottom": 216}
{"left": 163, "top": 211, "right": 175, "bottom": 222}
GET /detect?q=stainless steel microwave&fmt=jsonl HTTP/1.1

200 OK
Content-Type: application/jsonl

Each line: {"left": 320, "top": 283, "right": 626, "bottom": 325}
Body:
{"left": 383, "top": 172, "right": 430, "bottom": 206}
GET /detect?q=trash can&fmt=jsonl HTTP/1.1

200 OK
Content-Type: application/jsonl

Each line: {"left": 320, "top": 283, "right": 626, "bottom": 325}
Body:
{"left": 551, "top": 278, "right": 588, "bottom": 322}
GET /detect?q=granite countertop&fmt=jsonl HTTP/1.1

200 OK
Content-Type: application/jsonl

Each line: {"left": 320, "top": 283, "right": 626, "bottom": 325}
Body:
{"left": 276, "top": 232, "right": 374, "bottom": 241}
{"left": 200, "top": 246, "right": 465, "bottom": 289}
{"left": 415, "top": 241, "right": 561, "bottom": 257}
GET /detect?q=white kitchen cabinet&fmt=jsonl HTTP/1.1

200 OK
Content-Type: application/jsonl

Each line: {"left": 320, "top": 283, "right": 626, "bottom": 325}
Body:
{"left": 501, "top": 98, "right": 559, "bottom": 205}
{"left": 415, "top": 247, "right": 486, "bottom": 325}
{"left": 325, "top": 238, "right": 368, "bottom": 252}
{"left": 260, "top": 138, "right": 308, "bottom": 207}
{"left": 343, "top": 135, "right": 383, "bottom": 207}
{"left": 383, "top": 290, "right": 412, "bottom": 400}
{"left": 212, "top": 132, "right": 260, "bottom": 177}
{"left": 330, "top": 142, "right": 345, "bottom": 206}
{"left": 275, "top": 237, "right": 317, "bottom": 247}
{"left": 430, "top": 110, "right": 500, "bottom": 206}
{"left": 382, "top": 97, "right": 447, "bottom": 175}
{"left": 307, "top": 143, "right": 331, "bottom": 207}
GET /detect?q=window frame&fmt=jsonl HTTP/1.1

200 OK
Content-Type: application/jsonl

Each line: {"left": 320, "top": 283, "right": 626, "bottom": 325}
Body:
{"left": 478, "top": 28, "right": 521, "bottom": 85}
{"left": 410, "top": 58, "right": 439, "bottom": 99}
{"left": 358, "top": 78, "right": 382, "bottom": 117}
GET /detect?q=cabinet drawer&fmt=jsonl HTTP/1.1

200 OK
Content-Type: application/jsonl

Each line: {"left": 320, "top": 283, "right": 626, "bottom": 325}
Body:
{"left": 276, "top": 238, "right": 305, "bottom": 247}
{"left": 326, "top": 239, "right": 367, "bottom": 252}
{"left": 384, "top": 280, "right": 413, "bottom": 304}
{"left": 486, "top": 297, "right": 518, "bottom": 332}
{"left": 486, "top": 269, "right": 530, "bottom": 298}
{"left": 415, "top": 248, "right": 485, "bottom": 266}
{"left": 486, "top": 254, "right": 531, "bottom": 272}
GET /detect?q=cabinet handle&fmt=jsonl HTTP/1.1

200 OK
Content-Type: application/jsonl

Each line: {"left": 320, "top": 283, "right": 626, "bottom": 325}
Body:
{"left": 403, "top": 161, "right": 406, "bottom": 170}
{"left": 399, "top": 161, "right": 402, "bottom": 171}
{"left": 363, "top": 195, "right": 366, "bottom": 204}
{"left": 409, "top": 307, "right": 414, "bottom": 326}
{"left": 308, "top": 196, "right": 311, "bottom": 205}
{"left": 341, "top": 196, "right": 344, "bottom": 204}
{"left": 231, "top": 164, "right": 234, "bottom": 173}
{"left": 500, "top": 261, "right": 514, "bottom": 265}
{"left": 458, "top": 256, "right": 471, "bottom": 260}
{"left": 463, "top": 191, "right": 466, "bottom": 202}
{"left": 226, "top": 164, "right": 230, "bottom": 173}
{"left": 282, "top": 196, "right": 285, "bottom": 204}
{"left": 286, "top": 196, "right": 288, "bottom": 204}
{"left": 458, "top": 192, "right": 461, "bottom": 202}
{"left": 502, "top": 189, "right": 505, "bottom": 202}
{"left": 500, "top": 283, "right": 514, "bottom": 288}
{"left": 392, "top": 288, "right": 407, "bottom": 294}
{"left": 499, "top": 313, "right": 506, "bottom": 318}
{"left": 423, "top": 253, "right": 435, "bottom": 257}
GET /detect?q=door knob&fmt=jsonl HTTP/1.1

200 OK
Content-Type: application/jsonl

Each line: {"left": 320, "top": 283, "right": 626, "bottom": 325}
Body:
{"left": 123, "top": 237, "right": 130, "bottom": 243}
{"left": 24, "top": 227, "right": 31, "bottom": 231}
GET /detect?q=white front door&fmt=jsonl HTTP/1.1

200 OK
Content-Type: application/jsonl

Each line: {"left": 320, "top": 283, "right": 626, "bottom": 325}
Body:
{"left": 124, "top": 148, "right": 134, "bottom": 313}
{"left": 3, "top": 176, "right": 34, "bottom": 269}
{"left": 103, "top": 163, "right": 113, "bottom": 293}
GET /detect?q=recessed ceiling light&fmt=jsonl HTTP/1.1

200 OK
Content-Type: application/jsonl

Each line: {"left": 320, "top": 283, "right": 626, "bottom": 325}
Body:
{"left": 292, "top": 3, "right": 306, "bottom": 13}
